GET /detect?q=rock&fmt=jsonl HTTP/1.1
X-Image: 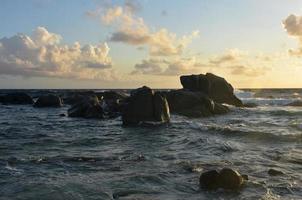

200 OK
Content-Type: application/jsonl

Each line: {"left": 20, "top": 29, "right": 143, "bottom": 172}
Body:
{"left": 268, "top": 168, "right": 284, "bottom": 176}
{"left": 96, "top": 91, "right": 127, "bottom": 102}
{"left": 180, "top": 73, "right": 243, "bottom": 107}
{"left": 59, "top": 113, "right": 66, "bottom": 117}
{"left": 68, "top": 95, "right": 104, "bottom": 119}
{"left": 97, "top": 91, "right": 128, "bottom": 115}
{"left": 63, "top": 91, "right": 95, "bottom": 105}
{"left": 0, "top": 92, "right": 34, "bottom": 105}
{"left": 122, "top": 86, "right": 170, "bottom": 125}
{"left": 219, "top": 168, "right": 244, "bottom": 190}
{"left": 165, "top": 89, "right": 229, "bottom": 118}
{"left": 34, "top": 95, "right": 63, "bottom": 107}
{"left": 286, "top": 100, "right": 302, "bottom": 107}
{"left": 243, "top": 102, "right": 258, "bottom": 108}
{"left": 199, "top": 170, "right": 220, "bottom": 190}
{"left": 200, "top": 168, "right": 245, "bottom": 190}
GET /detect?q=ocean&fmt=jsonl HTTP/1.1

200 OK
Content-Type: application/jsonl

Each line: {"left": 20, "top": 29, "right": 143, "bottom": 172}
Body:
{"left": 0, "top": 89, "right": 301, "bottom": 200}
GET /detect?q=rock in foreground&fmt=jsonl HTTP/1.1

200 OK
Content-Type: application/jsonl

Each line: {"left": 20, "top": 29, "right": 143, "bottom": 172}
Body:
{"left": 180, "top": 73, "right": 243, "bottom": 107}
{"left": 200, "top": 168, "right": 245, "bottom": 190}
{"left": 122, "top": 86, "right": 170, "bottom": 125}
{"left": 68, "top": 95, "right": 104, "bottom": 119}
{"left": 34, "top": 95, "right": 63, "bottom": 107}
{"left": 0, "top": 92, "right": 34, "bottom": 105}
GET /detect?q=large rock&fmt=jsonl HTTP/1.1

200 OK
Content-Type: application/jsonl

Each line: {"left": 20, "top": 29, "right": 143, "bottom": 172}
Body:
{"left": 180, "top": 73, "right": 243, "bottom": 107}
{"left": 68, "top": 95, "right": 104, "bottom": 119}
{"left": 63, "top": 91, "right": 95, "bottom": 105}
{"left": 34, "top": 95, "right": 63, "bottom": 107}
{"left": 0, "top": 92, "right": 34, "bottom": 105}
{"left": 122, "top": 86, "right": 170, "bottom": 125}
{"left": 165, "top": 89, "right": 229, "bottom": 118}
{"left": 96, "top": 91, "right": 128, "bottom": 115}
{"left": 200, "top": 168, "right": 245, "bottom": 190}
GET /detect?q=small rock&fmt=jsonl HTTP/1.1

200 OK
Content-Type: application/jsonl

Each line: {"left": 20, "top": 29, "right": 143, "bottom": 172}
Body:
{"left": 219, "top": 168, "right": 244, "bottom": 190}
{"left": 286, "top": 100, "right": 302, "bottom": 107}
{"left": 34, "top": 95, "right": 63, "bottom": 107}
{"left": 59, "top": 113, "right": 66, "bottom": 117}
{"left": 199, "top": 170, "right": 220, "bottom": 190}
{"left": 268, "top": 168, "right": 284, "bottom": 176}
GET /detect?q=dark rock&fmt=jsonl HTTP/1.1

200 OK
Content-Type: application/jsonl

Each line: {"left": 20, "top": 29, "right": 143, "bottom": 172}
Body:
{"left": 0, "top": 92, "right": 34, "bottom": 105}
{"left": 59, "top": 113, "right": 66, "bottom": 117}
{"left": 268, "top": 168, "right": 284, "bottom": 176}
{"left": 200, "top": 168, "right": 245, "bottom": 190}
{"left": 63, "top": 91, "right": 95, "bottom": 105}
{"left": 34, "top": 95, "right": 63, "bottom": 107}
{"left": 199, "top": 170, "right": 220, "bottom": 190}
{"left": 166, "top": 89, "right": 229, "bottom": 118}
{"left": 243, "top": 102, "right": 258, "bottom": 108}
{"left": 122, "top": 86, "right": 170, "bottom": 125}
{"left": 180, "top": 73, "right": 243, "bottom": 107}
{"left": 219, "top": 168, "right": 244, "bottom": 190}
{"left": 96, "top": 91, "right": 127, "bottom": 102}
{"left": 286, "top": 100, "right": 302, "bottom": 107}
{"left": 68, "top": 95, "right": 104, "bottom": 119}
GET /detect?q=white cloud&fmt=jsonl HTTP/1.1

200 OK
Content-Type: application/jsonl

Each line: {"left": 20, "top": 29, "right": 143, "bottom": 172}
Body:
{"left": 209, "top": 49, "right": 247, "bottom": 65}
{"left": 100, "top": 4, "right": 199, "bottom": 57}
{"left": 283, "top": 14, "right": 302, "bottom": 56}
{"left": 0, "top": 27, "right": 116, "bottom": 80}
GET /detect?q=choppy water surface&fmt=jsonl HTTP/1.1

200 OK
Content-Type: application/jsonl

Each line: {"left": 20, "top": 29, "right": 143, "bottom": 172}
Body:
{"left": 0, "top": 89, "right": 301, "bottom": 200}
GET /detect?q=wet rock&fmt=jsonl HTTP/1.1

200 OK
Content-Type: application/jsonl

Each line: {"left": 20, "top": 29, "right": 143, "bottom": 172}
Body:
{"left": 268, "top": 168, "right": 284, "bottom": 176}
{"left": 219, "top": 168, "right": 244, "bottom": 190}
{"left": 286, "top": 100, "right": 302, "bottom": 107}
{"left": 200, "top": 168, "right": 245, "bottom": 190}
{"left": 34, "top": 95, "right": 63, "bottom": 107}
{"left": 0, "top": 92, "right": 34, "bottom": 105}
{"left": 68, "top": 95, "right": 104, "bottom": 119}
{"left": 59, "top": 113, "right": 66, "bottom": 117}
{"left": 166, "top": 89, "right": 229, "bottom": 118}
{"left": 63, "top": 91, "right": 95, "bottom": 105}
{"left": 122, "top": 86, "right": 170, "bottom": 125}
{"left": 199, "top": 170, "right": 220, "bottom": 190}
{"left": 180, "top": 73, "right": 243, "bottom": 107}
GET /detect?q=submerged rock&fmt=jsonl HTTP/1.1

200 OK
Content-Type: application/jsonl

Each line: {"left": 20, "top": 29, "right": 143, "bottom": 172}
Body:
{"left": 180, "top": 73, "right": 243, "bottom": 107}
{"left": 268, "top": 168, "right": 284, "bottom": 176}
{"left": 243, "top": 102, "right": 258, "bottom": 108}
{"left": 68, "top": 95, "right": 104, "bottom": 119}
{"left": 286, "top": 100, "right": 302, "bottom": 107}
{"left": 200, "top": 168, "right": 245, "bottom": 190}
{"left": 165, "top": 89, "right": 229, "bottom": 118}
{"left": 122, "top": 86, "right": 170, "bottom": 125}
{"left": 34, "top": 95, "right": 63, "bottom": 107}
{"left": 0, "top": 92, "right": 34, "bottom": 105}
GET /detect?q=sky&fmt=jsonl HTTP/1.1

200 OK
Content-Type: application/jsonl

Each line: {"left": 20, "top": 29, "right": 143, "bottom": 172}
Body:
{"left": 1, "top": 0, "right": 302, "bottom": 89}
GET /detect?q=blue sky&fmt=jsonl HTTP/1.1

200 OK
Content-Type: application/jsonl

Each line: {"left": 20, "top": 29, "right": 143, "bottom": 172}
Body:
{"left": 1, "top": 0, "right": 302, "bottom": 88}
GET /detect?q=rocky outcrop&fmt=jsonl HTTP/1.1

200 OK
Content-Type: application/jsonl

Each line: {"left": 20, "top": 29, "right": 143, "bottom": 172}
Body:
{"left": 200, "top": 168, "right": 246, "bottom": 190}
{"left": 122, "top": 86, "right": 170, "bottom": 125}
{"left": 0, "top": 92, "right": 34, "bottom": 105}
{"left": 34, "top": 95, "right": 63, "bottom": 107}
{"left": 63, "top": 91, "right": 95, "bottom": 105}
{"left": 268, "top": 168, "right": 284, "bottom": 176}
{"left": 165, "top": 89, "right": 229, "bottom": 118}
{"left": 68, "top": 95, "right": 104, "bottom": 119}
{"left": 180, "top": 73, "right": 243, "bottom": 107}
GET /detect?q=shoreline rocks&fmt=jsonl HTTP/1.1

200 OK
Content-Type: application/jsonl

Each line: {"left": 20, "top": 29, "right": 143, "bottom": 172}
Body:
{"left": 0, "top": 92, "right": 34, "bottom": 105}
{"left": 122, "top": 86, "right": 170, "bottom": 125}
{"left": 68, "top": 95, "right": 104, "bottom": 119}
{"left": 34, "top": 95, "right": 63, "bottom": 108}
{"left": 180, "top": 73, "right": 243, "bottom": 107}
{"left": 200, "top": 168, "right": 246, "bottom": 190}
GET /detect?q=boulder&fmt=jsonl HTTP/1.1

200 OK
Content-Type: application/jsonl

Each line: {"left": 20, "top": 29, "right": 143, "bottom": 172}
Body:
{"left": 68, "top": 95, "right": 104, "bottom": 119}
{"left": 200, "top": 168, "right": 245, "bottom": 190}
{"left": 34, "top": 95, "right": 63, "bottom": 107}
{"left": 286, "top": 100, "right": 302, "bottom": 107}
{"left": 63, "top": 91, "right": 95, "bottom": 105}
{"left": 122, "top": 86, "right": 170, "bottom": 125}
{"left": 180, "top": 73, "right": 243, "bottom": 107}
{"left": 0, "top": 92, "right": 34, "bottom": 105}
{"left": 165, "top": 89, "right": 229, "bottom": 118}
{"left": 243, "top": 102, "right": 258, "bottom": 108}
{"left": 96, "top": 91, "right": 128, "bottom": 115}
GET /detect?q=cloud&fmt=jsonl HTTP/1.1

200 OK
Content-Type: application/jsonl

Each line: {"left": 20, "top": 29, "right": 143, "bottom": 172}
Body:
{"left": 132, "top": 57, "right": 204, "bottom": 76}
{"left": 100, "top": 4, "right": 199, "bottom": 56}
{"left": 283, "top": 14, "right": 302, "bottom": 56}
{"left": 230, "top": 65, "right": 269, "bottom": 77}
{"left": 209, "top": 49, "right": 246, "bottom": 65}
{"left": 0, "top": 27, "right": 116, "bottom": 80}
